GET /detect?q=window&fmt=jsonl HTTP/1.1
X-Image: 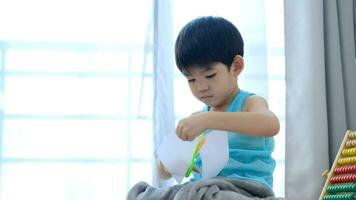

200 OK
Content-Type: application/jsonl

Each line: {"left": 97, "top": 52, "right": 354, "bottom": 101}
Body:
{"left": 0, "top": 0, "right": 153, "bottom": 199}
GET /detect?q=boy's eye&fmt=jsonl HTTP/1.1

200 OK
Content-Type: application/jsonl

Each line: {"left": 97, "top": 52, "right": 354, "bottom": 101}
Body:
{"left": 188, "top": 78, "right": 195, "bottom": 83}
{"left": 205, "top": 73, "right": 216, "bottom": 79}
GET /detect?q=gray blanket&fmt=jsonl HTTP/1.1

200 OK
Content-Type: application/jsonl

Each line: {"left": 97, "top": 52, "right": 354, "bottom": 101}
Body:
{"left": 127, "top": 177, "right": 283, "bottom": 200}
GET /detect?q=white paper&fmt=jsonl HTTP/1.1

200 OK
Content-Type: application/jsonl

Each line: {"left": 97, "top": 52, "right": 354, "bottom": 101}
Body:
{"left": 157, "top": 129, "right": 229, "bottom": 183}
{"left": 157, "top": 133, "right": 199, "bottom": 183}
{"left": 199, "top": 130, "right": 229, "bottom": 179}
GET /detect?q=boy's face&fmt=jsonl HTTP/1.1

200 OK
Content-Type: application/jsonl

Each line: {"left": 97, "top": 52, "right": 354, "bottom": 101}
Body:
{"left": 183, "top": 62, "right": 239, "bottom": 110}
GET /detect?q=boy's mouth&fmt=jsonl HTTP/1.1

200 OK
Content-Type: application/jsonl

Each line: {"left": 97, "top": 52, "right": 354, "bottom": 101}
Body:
{"left": 200, "top": 95, "right": 213, "bottom": 100}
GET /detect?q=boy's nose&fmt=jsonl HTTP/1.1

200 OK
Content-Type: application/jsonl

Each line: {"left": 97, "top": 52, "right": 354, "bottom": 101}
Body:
{"left": 197, "top": 83, "right": 209, "bottom": 91}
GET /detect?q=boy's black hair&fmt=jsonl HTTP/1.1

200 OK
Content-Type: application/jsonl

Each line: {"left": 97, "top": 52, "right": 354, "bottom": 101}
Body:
{"left": 175, "top": 16, "right": 244, "bottom": 73}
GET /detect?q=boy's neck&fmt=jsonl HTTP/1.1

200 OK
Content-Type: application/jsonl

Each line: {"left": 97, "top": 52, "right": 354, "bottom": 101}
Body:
{"left": 211, "top": 86, "right": 240, "bottom": 112}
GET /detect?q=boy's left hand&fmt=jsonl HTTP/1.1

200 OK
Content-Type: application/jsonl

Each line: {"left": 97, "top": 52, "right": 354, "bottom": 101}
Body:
{"left": 176, "top": 112, "right": 208, "bottom": 141}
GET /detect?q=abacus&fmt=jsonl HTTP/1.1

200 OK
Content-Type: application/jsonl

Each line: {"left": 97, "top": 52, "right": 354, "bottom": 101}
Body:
{"left": 319, "top": 130, "right": 356, "bottom": 200}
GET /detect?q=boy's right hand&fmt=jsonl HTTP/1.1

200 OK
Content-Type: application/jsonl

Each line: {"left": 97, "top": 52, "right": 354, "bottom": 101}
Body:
{"left": 176, "top": 112, "right": 208, "bottom": 141}
{"left": 157, "top": 160, "right": 172, "bottom": 180}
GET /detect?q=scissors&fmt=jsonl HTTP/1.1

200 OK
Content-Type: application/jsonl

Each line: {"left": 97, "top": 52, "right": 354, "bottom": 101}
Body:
{"left": 184, "top": 133, "right": 207, "bottom": 177}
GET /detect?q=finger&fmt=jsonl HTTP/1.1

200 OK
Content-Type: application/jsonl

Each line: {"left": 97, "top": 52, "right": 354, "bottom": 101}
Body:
{"left": 177, "top": 131, "right": 186, "bottom": 141}
{"left": 187, "top": 134, "right": 195, "bottom": 141}
{"left": 181, "top": 133, "right": 187, "bottom": 141}
{"left": 193, "top": 167, "right": 200, "bottom": 173}
{"left": 176, "top": 123, "right": 183, "bottom": 140}
{"left": 179, "top": 126, "right": 188, "bottom": 141}
{"left": 188, "top": 131, "right": 199, "bottom": 141}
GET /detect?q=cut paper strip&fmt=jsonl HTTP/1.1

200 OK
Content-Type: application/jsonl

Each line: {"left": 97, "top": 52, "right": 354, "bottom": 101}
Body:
{"left": 157, "top": 129, "right": 229, "bottom": 183}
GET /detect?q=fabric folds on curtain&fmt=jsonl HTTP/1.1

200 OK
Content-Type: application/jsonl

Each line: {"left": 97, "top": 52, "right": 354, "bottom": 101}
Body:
{"left": 324, "top": 0, "right": 356, "bottom": 163}
{"left": 152, "top": 0, "right": 175, "bottom": 188}
{"left": 284, "top": 0, "right": 356, "bottom": 199}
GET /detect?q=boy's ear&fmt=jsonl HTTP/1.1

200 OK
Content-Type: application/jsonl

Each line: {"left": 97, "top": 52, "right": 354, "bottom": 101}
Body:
{"left": 230, "top": 55, "right": 244, "bottom": 77}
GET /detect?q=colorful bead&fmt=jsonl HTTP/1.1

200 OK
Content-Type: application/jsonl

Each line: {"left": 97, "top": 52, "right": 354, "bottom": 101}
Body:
{"left": 345, "top": 140, "right": 356, "bottom": 148}
{"left": 349, "top": 132, "right": 356, "bottom": 139}
{"left": 334, "top": 165, "right": 356, "bottom": 174}
{"left": 330, "top": 174, "right": 356, "bottom": 184}
{"left": 342, "top": 148, "right": 356, "bottom": 157}
{"left": 337, "top": 157, "right": 356, "bottom": 166}
{"left": 324, "top": 194, "right": 356, "bottom": 200}
{"left": 327, "top": 183, "right": 356, "bottom": 193}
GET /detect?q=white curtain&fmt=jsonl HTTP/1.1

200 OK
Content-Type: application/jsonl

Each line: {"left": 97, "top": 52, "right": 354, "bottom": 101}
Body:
{"left": 284, "top": 0, "right": 356, "bottom": 199}
{"left": 152, "top": 0, "right": 175, "bottom": 188}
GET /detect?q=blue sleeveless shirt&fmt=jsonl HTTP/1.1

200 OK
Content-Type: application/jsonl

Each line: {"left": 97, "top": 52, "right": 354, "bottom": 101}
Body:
{"left": 191, "top": 90, "right": 276, "bottom": 190}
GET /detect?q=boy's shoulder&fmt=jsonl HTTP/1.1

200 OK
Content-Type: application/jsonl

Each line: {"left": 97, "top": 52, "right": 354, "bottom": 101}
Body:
{"left": 243, "top": 95, "right": 269, "bottom": 112}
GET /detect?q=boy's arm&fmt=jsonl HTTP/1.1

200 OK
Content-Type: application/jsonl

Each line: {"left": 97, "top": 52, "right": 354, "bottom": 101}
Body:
{"left": 211, "top": 95, "right": 280, "bottom": 137}
{"left": 176, "top": 96, "right": 280, "bottom": 141}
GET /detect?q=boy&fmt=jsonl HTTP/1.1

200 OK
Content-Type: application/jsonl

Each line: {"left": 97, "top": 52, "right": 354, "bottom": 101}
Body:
{"left": 128, "top": 16, "right": 280, "bottom": 200}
